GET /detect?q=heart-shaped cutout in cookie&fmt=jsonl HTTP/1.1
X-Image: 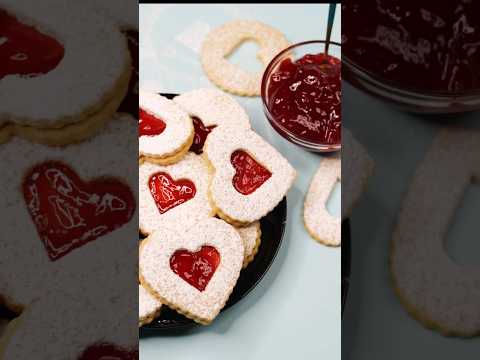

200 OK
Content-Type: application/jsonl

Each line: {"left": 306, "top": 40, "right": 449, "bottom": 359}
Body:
{"left": 170, "top": 245, "right": 220, "bottom": 292}
{"left": 0, "top": 9, "right": 64, "bottom": 79}
{"left": 190, "top": 117, "right": 216, "bottom": 154}
{"left": 231, "top": 150, "right": 272, "bottom": 195}
{"left": 23, "top": 161, "right": 135, "bottom": 261}
{"left": 79, "top": 343, "right": 138, "bottom": 360}
{"left": 149, "top": 172, "right": 196, "bottom": 214}
{"left": 139, "top": 108, "right": 166, "bottom": 137}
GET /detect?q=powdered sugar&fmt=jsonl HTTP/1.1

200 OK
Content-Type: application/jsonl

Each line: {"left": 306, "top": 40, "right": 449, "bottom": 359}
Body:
{"left": 139, "top": 284, "right": 161, "bottom": 326}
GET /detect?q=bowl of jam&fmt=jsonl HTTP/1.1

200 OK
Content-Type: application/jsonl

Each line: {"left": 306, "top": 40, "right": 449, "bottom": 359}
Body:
{"left": 342, "top": 1, "right": 480, "bottom": 114}
{"left": 261, "top": 40, "right": 342, "bottom": 152}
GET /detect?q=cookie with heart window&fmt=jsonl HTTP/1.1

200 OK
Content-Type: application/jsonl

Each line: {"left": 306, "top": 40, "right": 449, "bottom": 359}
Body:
{"left": 0, "top": 0, "right": 131, "bottom": 146}
{"left": 139, "top": 152, "right": 213, "bottom": 236}
{"left": 204, "top": 127, "right": 296, "bottom": 226}
{"left": 0, "top": 114, "right": 137, "bottom": 311}
{"left": 139, "top": 91, "right": 194, "bottom": 164}
{"left": 140, "top": 218, "right": 245, "bottom": 325}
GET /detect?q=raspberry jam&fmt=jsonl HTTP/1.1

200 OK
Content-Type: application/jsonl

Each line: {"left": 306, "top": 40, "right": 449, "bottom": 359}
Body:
{"left": 139, "top": 108, "right": 166, "bottom": 137}
{"left": 266, "top": 53, "right": 341, "bottom": 145}
{"left": 190, "top": 117, "right": 216, "bottom": 154}
{"left": 79, "top": 343, "right": 138, "bottom": 360}
{"left": 23, "top": 161, "right": 135, "bottom": 261}
{"left": 231, "top": 150, "right": 272, "bottom": 195}
{"left": 170, "top": 245, "right": 220, "bottom": 292}
{"left": 149, "top": 172, "right": 196, "bottom": 214}
{"left": 342, "top": 1, "right": 480, "bottom": 93}
{"left": 0, "top": 9, "right": 64, "bottom": 79}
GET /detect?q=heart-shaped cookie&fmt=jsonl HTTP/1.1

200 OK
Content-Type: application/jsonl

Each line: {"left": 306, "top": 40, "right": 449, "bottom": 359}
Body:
{"left": 0, "top": 0, "right": 131, "bottom": 145}
{"left": 173, "top": 88, "right": 251, "bottom": 154}
{"left": 139, "top": 152, "right": 213, "bottom": 235}
{"left": 139, "top": 91, "right": 194, "bottom": 164}
{"left": 23, "top": 161, "right": 135, "bottom": 261}
{"left": 204, "top": 127, "right": 296, "bottom": 225}
{"left": 140, "top": 218, "right": 244, "bottom": 325}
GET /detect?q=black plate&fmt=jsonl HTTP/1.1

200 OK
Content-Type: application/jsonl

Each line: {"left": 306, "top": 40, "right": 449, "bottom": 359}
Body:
{"left": 140, "top": 93, "right": 288, "bottom": 333}
{"left": 341, "top": 219, "right": 351, "bottom": 317}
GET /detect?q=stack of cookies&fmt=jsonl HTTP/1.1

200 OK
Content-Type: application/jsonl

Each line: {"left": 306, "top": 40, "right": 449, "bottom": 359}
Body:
{"left": 139, "top": 88, "right": 296, "bottom": 325}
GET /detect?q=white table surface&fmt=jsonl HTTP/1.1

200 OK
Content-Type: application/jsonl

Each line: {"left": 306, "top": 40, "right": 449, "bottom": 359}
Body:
{"left": 139, "top": 4, "right": 341, "bottom": 360}
{"left": 343, "top": 82, "right": 480, "bottom": 358}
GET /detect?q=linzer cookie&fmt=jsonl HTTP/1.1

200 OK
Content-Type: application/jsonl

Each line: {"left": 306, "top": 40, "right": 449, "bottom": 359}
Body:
{"left": 84, "top": 0, "right": 138, "bottom": 30}
{"left": 391, "top": 129, "right": 480, "bottom": 337}
{"left": 0, "top": 114, "right": 138, "bottom": 310}
{"left": 304, "top": 156, "right": 341, "bottom": 246}
{"left": 204, "top": 127, "right": 296, "bottom": 226}
{"left": 236, "top": 221, "right": 261, "bottom": 268}
{"left": 173, "top": 88, "right": 250, "bottom": 154}
{"left": 201, "top": 20, "right": 289, "bottom": 96}
{"left": 139, "top": 152, "right": 213, "bottom": 235}
{"left": 0, "top": 0, "right": 131, "bottom": 145}
{"left": 139, "top": 91, "right": 194, "bottom": 164}
{"left": 140, "top": 218, "right": 244, "bottom": 325}
{"left": 139, "top": 284, "right": 162, "bottom": 327}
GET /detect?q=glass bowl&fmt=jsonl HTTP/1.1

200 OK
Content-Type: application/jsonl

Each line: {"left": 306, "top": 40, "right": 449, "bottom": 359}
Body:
{"left": 261, "top": 40, "right": 342, "bottom": 153}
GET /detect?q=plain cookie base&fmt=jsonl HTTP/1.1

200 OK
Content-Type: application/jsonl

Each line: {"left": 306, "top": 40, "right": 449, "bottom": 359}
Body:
{"left": 141, "top": 132, "right": 194, "bottom": 166}
{"left": 242, "top": 230, "right": 261, "bottom": 268}
{"left": 0, "top": 66, "right": 130, "bottom": 146}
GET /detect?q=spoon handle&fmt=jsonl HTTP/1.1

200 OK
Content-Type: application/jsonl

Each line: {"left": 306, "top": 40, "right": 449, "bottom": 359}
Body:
{"left": 325, "top": 3, "right": 337, "bottom": 55}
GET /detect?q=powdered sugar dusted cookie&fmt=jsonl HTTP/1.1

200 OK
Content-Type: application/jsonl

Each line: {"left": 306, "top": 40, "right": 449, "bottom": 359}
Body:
{"left": 201, "top": 20, "right": 289, "bottom": 96}
{"left": 174, "top": 88, "right": 250, "bottom": 153}
{"left": 84, "top": 0, "right": 138, "bottom": 30}
{"left": 204, "top": 127, "right": 296, "bottom": 226}
{"left": 342, "top": 129, "right": 374, "bottom": 219}
{"left": 304, "top": 156, "right": 341, "bottom": 246}
{"left": 0, "top": 114, "right": 138, "bottom": 310}
{"left": 139, "top": 152, "right": 213, "bottom": 235}
{"left": 139, "top": 91, "right": 194, "bottom": 164}
{"left": 140, "top": 218, "right": 244, "bottom": 325}
{"left": 391, "top": 129, "right": 480, "bottom": 337}
{"left": 236, "top": 221, "right": 261, "bottom": 268}
{"left": 0, "top": 0, "right": 131, "bottom": 145}
{"left": 139, "top": 284, "right": 161, "bottom": 327}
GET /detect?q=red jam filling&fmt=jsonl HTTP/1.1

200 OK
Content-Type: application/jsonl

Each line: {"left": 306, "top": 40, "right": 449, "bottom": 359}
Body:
{"left": 190, "top": 117, "right": 216, "bottom": 154}
{"left": 342, "top": 1, "right": 480, "bottom": 93}
{"left": 0, "top": 9, "right": 64, "bottom": 79}
{"left": 231, "top": 150, "right": 272, "bottom": 195}
{"left": 170, "top": 245, "right": 220, "bottom": 292}
{"left": 149, "top": 172, "right": 196, "bottom": 214}
{"left": 23, "top": 161, "right": 135, "bottom": 261}
{"left": 139, "top": 108, "right": 166, "bottom": 137}
{"left": 119, "top": 30, "right": 138, "bottom": 116}
{"left": 79, "top": 343, "right": 138, "bottom": 360}
{"left": 267, "top": 53, "right": 341, "bottom": 144}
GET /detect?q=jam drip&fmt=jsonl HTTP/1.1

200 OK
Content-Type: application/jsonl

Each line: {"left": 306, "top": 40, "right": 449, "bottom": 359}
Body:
{"left": 231, "top": 150, "right": 272, "bottom": 195}
{"left": 170, "top": 245, "right": 221, "bottom": 292}
{"left": 268, "top": 53, "right": 341, "bottom": 144}
{"left": 139, "top": 108, "right": 166, "bottom": 137}
{"left": 190, "top": 117, "right": 216, "bottom": 154}
{"left": 79, "top": 343, "right": 138, "bottom": 360}
{"left": 149, "top": 172, "right": 196, "bottom": 214}
{"left": 23, "top": 161, "right": 135, "bottom": 261}
{"left": 0, "top": 9, "right": 64, "bottom": 79}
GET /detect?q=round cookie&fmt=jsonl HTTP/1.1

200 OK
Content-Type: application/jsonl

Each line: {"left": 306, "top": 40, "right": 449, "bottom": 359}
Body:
{"left": 236, "top": 221, "right": 261, "bottom": 268}
{"left": 0, "top": 0, "right": 131, "bottom": 144}
{"left": 201, "top": 20, "right": 289, "bottom": 96}
{"left": 140, "top": 218, "right": 245, "bottom": 325}
{"left": 139, "top": 91, "right": 194, "bottom": 164}
{"left": 139, "top": 284, "right": 162, "bottom": 327}
{"left": 304, "top": 156, "right": 341, "bottom": 246}
{"left": 204, "top": 127, "right": 296, "bottom": 226}
{"left": 139, "top": 152, "right": 213, "bottom": 236}
{"left": 391, "top": 129, "right": 480, "bottom": 337}
{"left": 0, "top": 115, "right": 138, "bottom": 311}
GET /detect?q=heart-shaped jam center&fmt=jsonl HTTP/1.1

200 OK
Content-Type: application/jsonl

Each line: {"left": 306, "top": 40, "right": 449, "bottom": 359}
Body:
{"left": 119, "top": 30, "right": 138, "bottom": 117}
{"left": 79, "top": 343, "right": 138, "bottom": 360}
{"left": 139, "top": 108, "right": 166, "bottom": 137}
{"left": 149, "top": 172, "right": 196, "bottom": 214}
{"left": 190, "top": 117, "right": 216, "bottom": 154}
{"left": 23, "top": 161, "right": 135, "bottom": 261}
{"left": 231, "top": 150, "right": 272, "bottom": 195}
{"left": 170, "top": 245, "right": 220, "bottom": 292}
{"left": 0, "top": 9, "right": 64, "bottom": 79}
